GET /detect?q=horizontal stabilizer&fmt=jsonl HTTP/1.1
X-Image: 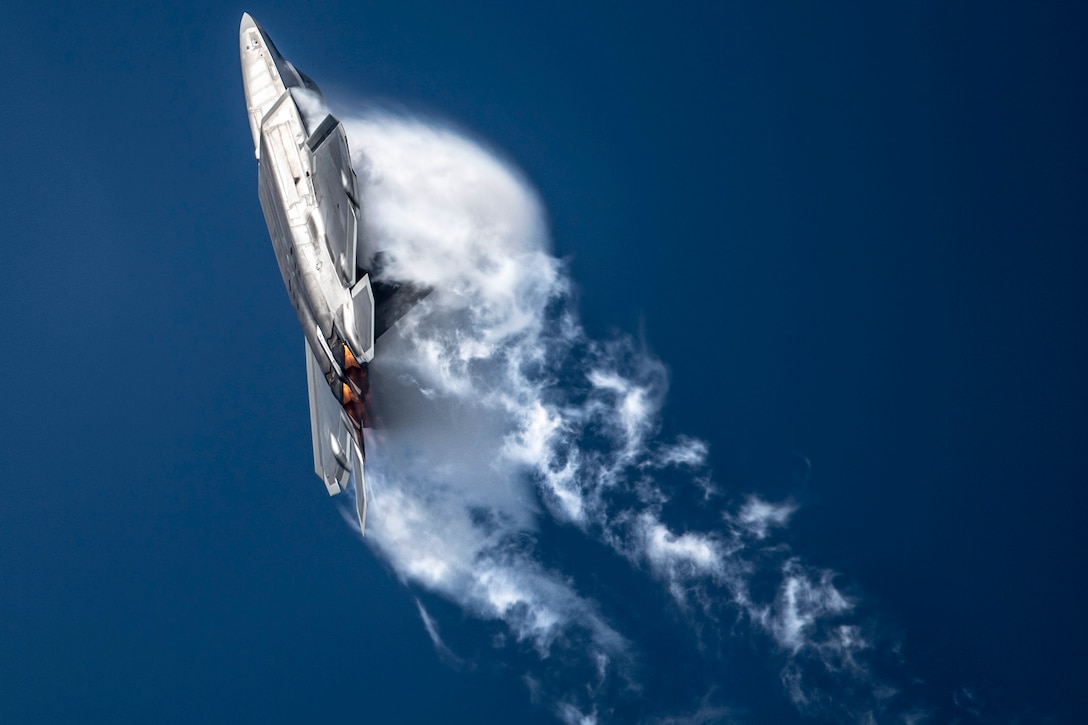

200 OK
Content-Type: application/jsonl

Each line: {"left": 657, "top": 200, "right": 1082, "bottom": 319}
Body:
{"left": 306, "top": 343, "right": 354, "bottom": 496}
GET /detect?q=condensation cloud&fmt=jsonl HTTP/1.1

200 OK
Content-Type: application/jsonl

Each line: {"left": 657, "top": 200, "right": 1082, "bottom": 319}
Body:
{"left": 337, "top": 112, "right": 907, "bottom": 722}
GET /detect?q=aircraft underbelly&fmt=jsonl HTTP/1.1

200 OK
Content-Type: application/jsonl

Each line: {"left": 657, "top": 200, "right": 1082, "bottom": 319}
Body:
{"left": 257, "top": 131, "right": 335, "bottom": 376}
{"left": 242, "top": 12, "right": 427, "bottom": 534}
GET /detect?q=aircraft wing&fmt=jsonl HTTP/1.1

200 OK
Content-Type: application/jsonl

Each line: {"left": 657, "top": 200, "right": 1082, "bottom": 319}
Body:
{"left": 306, "top": 344, "right": 368, "bottom": 532}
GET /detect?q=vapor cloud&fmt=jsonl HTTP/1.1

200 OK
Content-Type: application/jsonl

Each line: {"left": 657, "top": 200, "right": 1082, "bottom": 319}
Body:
{"left": 336, "top": 112, "right": 903, "bottom": 722}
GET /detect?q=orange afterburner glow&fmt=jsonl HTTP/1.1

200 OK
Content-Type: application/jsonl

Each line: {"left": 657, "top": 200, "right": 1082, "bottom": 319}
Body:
{"left": 344, "top": 345, "right": 360, "bottom": 369}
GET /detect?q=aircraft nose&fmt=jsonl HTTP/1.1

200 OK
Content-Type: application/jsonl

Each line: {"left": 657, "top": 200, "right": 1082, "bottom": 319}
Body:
{"left": 240, "top": 12, "right": 263, "bottom": 51}
{"left": 240, "top": 12, "right": 283, "bottom": 157}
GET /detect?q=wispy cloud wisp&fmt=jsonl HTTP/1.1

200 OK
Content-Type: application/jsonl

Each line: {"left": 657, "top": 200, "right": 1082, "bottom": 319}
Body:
{"left": 335, "top": 111, "right": 903, "bottom": 722}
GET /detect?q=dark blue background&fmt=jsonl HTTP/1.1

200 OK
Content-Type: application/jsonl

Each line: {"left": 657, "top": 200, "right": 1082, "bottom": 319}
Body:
{"left": 2, "top": 1, "right": 1084, "bottom": 722}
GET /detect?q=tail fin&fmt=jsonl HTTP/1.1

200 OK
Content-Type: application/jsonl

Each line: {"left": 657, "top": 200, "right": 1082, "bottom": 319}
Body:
{"left": 373, "top": 279, "right": 431, "bottom": 340}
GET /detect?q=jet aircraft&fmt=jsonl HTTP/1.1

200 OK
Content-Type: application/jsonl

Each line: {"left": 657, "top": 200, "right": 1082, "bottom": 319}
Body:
{"left": 240, "top": 13, "right": 426, "bottom": 533}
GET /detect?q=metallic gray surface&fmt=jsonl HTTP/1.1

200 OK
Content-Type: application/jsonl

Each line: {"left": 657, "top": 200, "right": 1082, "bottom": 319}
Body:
{"left": 241, "top": 13, "right": 383, "bottom": 533}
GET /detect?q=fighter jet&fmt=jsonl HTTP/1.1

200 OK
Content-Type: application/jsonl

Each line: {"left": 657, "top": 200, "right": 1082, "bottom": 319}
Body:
{"left": 240, "top": 13, "right": 426, "bottom": 533}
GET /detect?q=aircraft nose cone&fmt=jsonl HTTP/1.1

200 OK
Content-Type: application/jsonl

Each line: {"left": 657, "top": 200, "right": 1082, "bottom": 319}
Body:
{"left": 239, "top": 12, "right": 263, "bottom": 54}
{"left": 240, "top": 13, "right": 267, "bottom": 48}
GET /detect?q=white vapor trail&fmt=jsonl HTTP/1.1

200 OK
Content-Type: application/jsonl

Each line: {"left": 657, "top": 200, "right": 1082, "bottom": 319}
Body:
{"left": 336, "top": 112, "right": 909, "bottom": 723}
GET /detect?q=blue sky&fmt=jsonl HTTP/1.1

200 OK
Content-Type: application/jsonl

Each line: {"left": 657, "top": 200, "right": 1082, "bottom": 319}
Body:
{"left": 2, "top": 1, "right": 1086, "bottom": 723}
